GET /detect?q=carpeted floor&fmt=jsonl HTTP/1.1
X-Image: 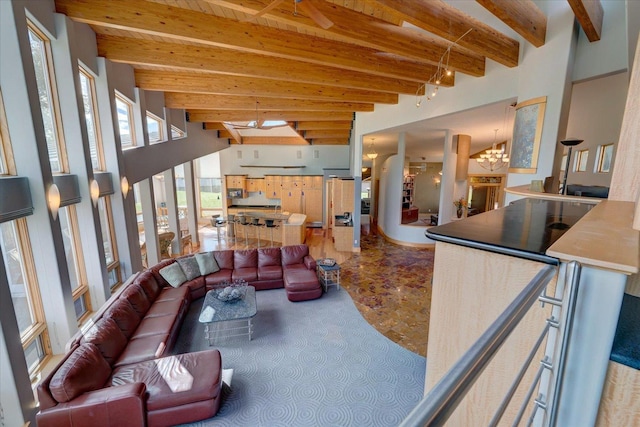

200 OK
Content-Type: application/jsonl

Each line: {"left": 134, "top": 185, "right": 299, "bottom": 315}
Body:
{"left": 173, "top": 287, "right": 426, "bottom": 426}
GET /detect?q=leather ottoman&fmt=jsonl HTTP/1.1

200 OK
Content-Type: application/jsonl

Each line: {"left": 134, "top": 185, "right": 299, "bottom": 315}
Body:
{"left": 283, "top": 269, "right": 322, "bottom": 302}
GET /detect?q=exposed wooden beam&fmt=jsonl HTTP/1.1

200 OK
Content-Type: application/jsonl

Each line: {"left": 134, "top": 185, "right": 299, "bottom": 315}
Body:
{"left": 203, "top": 122, "right": 227, "bottom": 131}
{"left": 98, "top": 35, "right": 423, "bottom": 96}
{"left": 187, "top": 110, "right": 354, "bottom": 122}
{"left": 372, "top": 0, "right": 520, "bottom": 67}
{"left": 567, "top": 0, "right": 604, "bottom": 42}
{"left": 208, "top": 0, "right": 486, "bottom": 76}
{"left": 239, "top": 136, "right": 309, "bottom": 145}
{"left": 164, "top": 92, "right": 373, "bottom": 112}
{"left": 476, "top": 0, "right": 546, "bottom": 47}
{"left": 134, "top": 69, "right": 399, "bottom": 104}
{"left": 308, "top": 138, "right": 350, "bottom": 145}
{"left": 304, "top": 129, "right": 352, "bottom": 139}
{"left": 57, "top": 0, "right": 450, "bottom": 81}
{"left": 296, "top": 121, "right": 353, "bottom": 131}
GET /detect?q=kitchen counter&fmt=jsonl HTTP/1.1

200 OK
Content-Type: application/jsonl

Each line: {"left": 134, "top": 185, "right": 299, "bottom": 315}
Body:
{"left": 426, "top": 198, "right": 594, "bottom": 264}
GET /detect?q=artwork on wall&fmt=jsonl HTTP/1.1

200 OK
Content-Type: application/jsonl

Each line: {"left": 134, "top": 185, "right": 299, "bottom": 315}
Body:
{"left": 509, "top": 96, "right": 547, "bottom": 173}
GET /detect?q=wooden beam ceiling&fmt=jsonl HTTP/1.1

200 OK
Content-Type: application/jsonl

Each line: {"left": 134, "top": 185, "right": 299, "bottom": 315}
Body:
{"left": 476, "top": 0, "right": 547, "bottom": 48}
{"left": 567, "top": 0, "right": 604, "bottom": 42}
{"left": 52, "top": 0, "right": 611, "bottom": 146}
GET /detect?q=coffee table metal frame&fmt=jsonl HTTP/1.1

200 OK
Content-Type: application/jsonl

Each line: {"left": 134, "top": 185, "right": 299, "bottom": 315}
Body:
{"left": 198, "top": 286, "right": 257, "bottom": 345}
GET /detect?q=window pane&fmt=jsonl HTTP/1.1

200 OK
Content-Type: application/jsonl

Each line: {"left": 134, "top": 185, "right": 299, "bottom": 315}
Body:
{"left": 58, "top": 207, "right": 81, "bottom": 290}
{"left": 576, "top": 150, "right": 588, "bottom": 172}
{"left": 0, "top": 222, "right": 36, "bottom": 335}
{"left": 108, "top": 264, "right": 121, "bottom": 291}
{"left": 116, "top": 95, "right": 134, "bottom": 148}
{"left": 171, "top": 125, "right": 185, "bottom": 139}
{"left": 598, "top": 144, "right": 613, "bottom": 173}
{"left": 146, "top": 112, "right": 164, "bottom": 144}
{"left": 97, "top": 197, "right": 115, "bottom": 265}
{"left": 28, "top": 27, "right": 63, "bottom": 173}
{"left": 24, "top": 336, "right": 45, "bottom": 372}
{"left": 79, "top": 69, "right": 102, "bottom": 170}
{"left": 73, "top": 295, "right": 87, "bottom": 319}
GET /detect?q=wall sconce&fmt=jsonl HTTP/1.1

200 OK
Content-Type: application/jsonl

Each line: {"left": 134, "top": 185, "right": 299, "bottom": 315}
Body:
{"left": 121, "top": 176, "right": 130, "bottom": 199}
{"left": 90, "top": 179, "right": 100, "bottom": 207}
{"left": 47, "top": 183, "right": 61, "bottom": 220}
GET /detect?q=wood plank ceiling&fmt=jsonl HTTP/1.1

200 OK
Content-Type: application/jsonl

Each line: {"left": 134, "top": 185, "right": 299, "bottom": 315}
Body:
{"left": 55, "top": 0, "right": 602, "bottom": 146}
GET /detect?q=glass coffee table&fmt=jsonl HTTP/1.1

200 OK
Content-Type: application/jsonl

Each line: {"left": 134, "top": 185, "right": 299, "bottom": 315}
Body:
{"left": 198, "top": 286, "right": 257, "bottom": 345}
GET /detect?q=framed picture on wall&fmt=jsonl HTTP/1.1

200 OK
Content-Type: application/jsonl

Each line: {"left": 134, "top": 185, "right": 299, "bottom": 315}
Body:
{"left": 509, "top": 96, "right": 547, "bottom": 173}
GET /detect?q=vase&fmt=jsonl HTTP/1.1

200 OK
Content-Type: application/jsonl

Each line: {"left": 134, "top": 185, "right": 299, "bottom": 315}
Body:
{"left": 456, "top": 207, "right": 463, "bottom": 218}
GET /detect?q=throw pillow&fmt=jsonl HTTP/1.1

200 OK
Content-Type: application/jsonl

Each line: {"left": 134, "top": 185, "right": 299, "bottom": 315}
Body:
{"left": 195, "top": 252, "right": 220, "bottom": 275}
{"left": 159, "top": 263, "right": 187, "bottom": 288}
{"left": 177, "top": 256, "right": 201, "bottom": 281}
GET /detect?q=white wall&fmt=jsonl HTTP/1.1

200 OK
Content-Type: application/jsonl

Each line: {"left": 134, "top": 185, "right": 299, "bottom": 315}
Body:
{"left": 563, "top": 72, "right": 628, "bottom": 188}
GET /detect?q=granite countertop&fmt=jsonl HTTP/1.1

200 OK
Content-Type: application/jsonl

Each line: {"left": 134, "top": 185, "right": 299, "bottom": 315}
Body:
{"left": 426, "top": 198, "right": 595, "bottom": 264}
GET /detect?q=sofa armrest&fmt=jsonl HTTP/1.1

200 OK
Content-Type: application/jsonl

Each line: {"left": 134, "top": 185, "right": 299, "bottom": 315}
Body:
{"left": 36, "top": 383, "right": 147, "bottom": 426}
{"left": 303, "top": 256, "right": 317, "bottom": 270}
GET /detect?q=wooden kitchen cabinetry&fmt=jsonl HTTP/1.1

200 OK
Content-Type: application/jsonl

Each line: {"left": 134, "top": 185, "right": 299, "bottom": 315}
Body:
{"left": 226, "top": 175, "right": 247, "bottom": 190}
{"left": 332, "top": 178, "right": 355, "bottom": 216}
{"left": 332, "top": 226, "right": 353, "bottom": 251}
{"left": 265, "top": 175, "right": 282, "bottom": 199}
{"left": 246, "top": 178, "right": 266, "bottom": 194}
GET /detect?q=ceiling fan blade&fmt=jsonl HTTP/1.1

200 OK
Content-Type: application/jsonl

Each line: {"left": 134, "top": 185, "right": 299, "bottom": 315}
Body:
{"left": 296, "top": 0, "right": 333, "bottom": 29}
{"left": 241, "top": 0, "right": 285, "bottom": 22}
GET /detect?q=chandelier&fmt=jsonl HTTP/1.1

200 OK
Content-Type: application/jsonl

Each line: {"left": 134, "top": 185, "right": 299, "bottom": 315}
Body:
{"left": 366, "top": 138, "right": 378, "bottom": 159}
{"left": 477, "top": 129, "right": 509, "bottom": 171}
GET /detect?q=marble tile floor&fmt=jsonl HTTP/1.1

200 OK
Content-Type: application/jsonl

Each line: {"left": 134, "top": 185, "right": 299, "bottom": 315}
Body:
{"left": 192, "top": 224, "right": 434, "bottom": 357}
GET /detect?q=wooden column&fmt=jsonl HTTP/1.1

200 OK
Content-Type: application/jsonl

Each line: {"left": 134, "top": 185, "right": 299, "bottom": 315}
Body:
{"left": 455, "top": 134, "right": 471, "bottom": 181}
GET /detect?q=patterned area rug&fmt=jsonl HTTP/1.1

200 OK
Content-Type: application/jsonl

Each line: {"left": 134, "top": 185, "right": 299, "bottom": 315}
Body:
{"left": 173, "top": 288, "right": 425, "bottom": 426}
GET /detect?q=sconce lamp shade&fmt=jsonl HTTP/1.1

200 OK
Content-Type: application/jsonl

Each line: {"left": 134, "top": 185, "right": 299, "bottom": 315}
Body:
{"left": 47, "top": 183, "right": 61, "bottom": 220}
{"left": 121, "top": 176, "right": 130, "bottom": 199}
{"left": 90, "top": 179, "right": 100, "bottom": 207}
{"left": 560, "top": 138, "right": 584, "bottom": 146}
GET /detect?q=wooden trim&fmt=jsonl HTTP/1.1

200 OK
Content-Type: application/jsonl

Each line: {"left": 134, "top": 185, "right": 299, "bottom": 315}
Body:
{"left": 0, "top": 88, "right": 16, "bottom": 175}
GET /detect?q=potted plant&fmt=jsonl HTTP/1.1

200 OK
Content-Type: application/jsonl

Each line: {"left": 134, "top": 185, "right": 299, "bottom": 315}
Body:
{"left": 453, "top": 197, "right": 467, "bottom": 218}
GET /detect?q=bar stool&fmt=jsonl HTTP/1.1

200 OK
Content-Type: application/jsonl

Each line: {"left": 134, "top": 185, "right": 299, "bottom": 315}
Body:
{"left": 226, "top": 214, "right": 236, "bottom": 241}
{"left": 238, "top": 214, "right": 249, "bottom": 246}
{"left": 251, "top": 217, "right": 265, "bottom": 247}
{"left": 265, "top": 219, "right": 279, "bottom": 247}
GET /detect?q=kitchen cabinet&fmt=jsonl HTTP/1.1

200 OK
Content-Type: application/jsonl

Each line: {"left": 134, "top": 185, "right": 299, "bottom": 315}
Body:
{"left": 265, "top": 175, "right": 282, "bottom": 199}
{"left": 281, "top": 188, "right": 303, "bottom": 213}
{"left": 332, "top": 178, "right": 355, "bottom": 217}
{"left": 332, "top": 226, "right": 353, "bottom": 251}
{"left": 246, "top": 178, "right": 266, "bottom": 194}
{"left": 303, "top": 188, "right": 322, "bottom": 223}
{"left": 226, "top": 175, "right": 247, "bottom": 190}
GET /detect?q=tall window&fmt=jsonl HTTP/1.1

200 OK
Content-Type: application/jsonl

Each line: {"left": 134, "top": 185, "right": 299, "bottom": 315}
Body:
{"left": 58, "top": 206, "right": 92, "bottom": 322}
{"left": 115, "top": 92, "right": 135, "bottom": 148}
{"left": 28, "top": 23, "right": 67, "bottom": 173}
{"left": 0, "top": 89, "right": 15, "bottom": 176}
{"left": 146, "top": 112, "right": 165, "bottom": 144}
{"left": 97, "top": 197, "right": 121, "bottom": 291}
{"left": 78, "top": 67, "right": 104, "bottom": 170}
{"left": 1, "top": 220, "right": 51, "bottom": 376}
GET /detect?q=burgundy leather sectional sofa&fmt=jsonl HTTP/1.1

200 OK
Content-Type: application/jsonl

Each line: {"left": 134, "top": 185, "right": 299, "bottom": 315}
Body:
{"left": 36, "top": 245, "right": 321, "bottom": 426}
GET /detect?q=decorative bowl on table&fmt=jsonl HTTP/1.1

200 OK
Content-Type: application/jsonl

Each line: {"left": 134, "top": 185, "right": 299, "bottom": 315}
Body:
{"left": 212, "top": 280, "right": 248, "bottom": 302}
{"left": 317, "top": 258, "right": 336, "bottom": 267}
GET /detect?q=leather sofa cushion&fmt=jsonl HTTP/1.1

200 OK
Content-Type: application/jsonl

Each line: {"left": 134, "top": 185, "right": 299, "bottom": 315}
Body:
{"left": 114, "top": 334, "right": 170, "bottom": 367}
{"left": 258, "top": 247, "right": 281, "bottom": 267}
{"left": 234, "top": 249, "right": 257, "bottom": 269}
{"left": 156, "top": 285, "right": 189, "bottom": 302}
{"left": 213, "top": 250, "right": 234, "bottom": 270}
{"left": 281, "top": 244, "right": 309, "bottom": 266}
{"left": 49, "top": 343, "right": 111, "bottom": 403}
{"left": 179, "top": 276, "right": 205, "bottom": 299}
{"left": 258, "top": 265, "right": 282, "bottom": 281}
{"left": 135, "top": 270, "right": 162, "bottom": 301}
{"left": 105, "top": 299, "right": 142, "bottom": 339}
{"left": 81, "top": 318, "right": 127, "bottom": 366}
{"left": 205, "top": 270, "right": 232, "bottom": 287}
{"left": 284, "top": 269, "right": 320, "bottom": 290}
{"left": 120, "top": 284, "right": 151, "bottom": 317}
{"left": 232, "top": 267, "right": 258, "bottom": 282}
{"left": 148, "top": 258, "right": 176, "bottom": 288}
{"left": 144, "top": 298, "right": 186, "bottom": 319}
{"left": 132, "top": 314, "right": 178, "bottom": 339}
{"left": 111, "top": 350, "right": 222, "bottom": 412}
